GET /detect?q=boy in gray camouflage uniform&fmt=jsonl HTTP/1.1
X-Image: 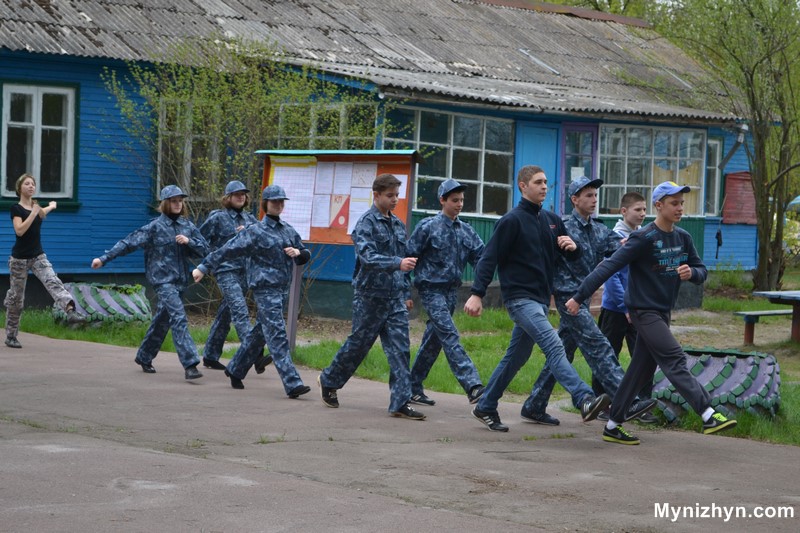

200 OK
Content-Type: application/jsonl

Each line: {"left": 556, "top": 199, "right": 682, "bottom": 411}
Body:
{"left": 317, "top": 174, "right": 424, "bottom": 420}
{"left": 406, "top": 178, "right": 485, "bottom": 406}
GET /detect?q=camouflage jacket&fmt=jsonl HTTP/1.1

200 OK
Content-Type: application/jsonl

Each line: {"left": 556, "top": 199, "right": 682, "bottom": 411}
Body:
{"left": 198, "top": 216, "right": 310, "bottom": 291}
{"left": 407, "top": 212, "right": 484, "bottom": 290}
{"left": 99, "top": 214, "right": 209, "bottom": 287}
{"left": 199, "top": 207, "right": 258, "bottom": 275}
{"left": 351, "top": 205, "right": 410, "bottom": 299}
{"left": 554, "top": 211, "right": 621, "bottom": 297}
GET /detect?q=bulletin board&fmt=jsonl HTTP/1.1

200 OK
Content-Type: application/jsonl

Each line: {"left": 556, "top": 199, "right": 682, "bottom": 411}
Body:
{"left": 256, "top": 150, "right": 419, "bottom": 244}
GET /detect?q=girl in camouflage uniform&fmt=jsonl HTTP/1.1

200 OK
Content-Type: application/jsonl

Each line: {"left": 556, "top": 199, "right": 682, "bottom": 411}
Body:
{"left": 5, "top": 173, "right": 85, "bottom": 349}
{"left": 91, "top": 185, "right": 209, "bottom": 380}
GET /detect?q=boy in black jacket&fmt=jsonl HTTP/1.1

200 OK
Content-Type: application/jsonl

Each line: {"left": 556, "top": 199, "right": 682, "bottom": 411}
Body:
{"left": 464, "top": 165, "right": 609, "bottom": 432}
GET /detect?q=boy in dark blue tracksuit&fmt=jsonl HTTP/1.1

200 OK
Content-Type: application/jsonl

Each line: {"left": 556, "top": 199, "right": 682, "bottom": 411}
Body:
{"left": 92, "top": 185, "right": 209, "bottom": 380}
{"left": 567, "top": 181, "right": 737, "bottom": 444}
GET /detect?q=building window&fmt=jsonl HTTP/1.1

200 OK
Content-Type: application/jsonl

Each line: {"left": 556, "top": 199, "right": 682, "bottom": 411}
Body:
{"left": 383, "top": 107, "right": 514, "bottom": 217}
{"left": 705, "top": 138, "right": 722, "bottom": 215}
{"left": 599, "top": 125, "right": 706, "bottom": 215}
{"left": 2, "top": 84, "right": 75, "bottom": 199}
{"left": 277, "top": 103, "right": 378, "bottom": 150}
{"left": 563, "top": 126, "right": 596, "bottom": 214}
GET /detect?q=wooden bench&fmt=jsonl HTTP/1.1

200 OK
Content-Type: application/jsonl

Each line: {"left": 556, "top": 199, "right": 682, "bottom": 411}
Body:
{"left": 734, "top": 309, "right": 793, "bottom": 344}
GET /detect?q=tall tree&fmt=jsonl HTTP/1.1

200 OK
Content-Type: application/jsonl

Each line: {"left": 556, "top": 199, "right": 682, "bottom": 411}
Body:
{"left": 657, "top": 1, "right": 800, "bottom": 290}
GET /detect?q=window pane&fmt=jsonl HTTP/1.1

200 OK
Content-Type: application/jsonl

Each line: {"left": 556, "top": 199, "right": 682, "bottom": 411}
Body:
{"left": 566, "top": 131, "right": 592, "bottom": 155}
{"left": 281, "top": 107, "right": 311, "bottom": 138}
{"left": 461, "top": 182, "right": 478, "bottom": 213}
{"left": 347, "top": 138, "right": 374, "bottom": 150}
{"left": 627, "top": 159, "right": 651, "bottom": 186}
{"left": 6, "top": 127, "right": 33, "bottom": 192}
{"left": 415, "top": 177, "right": 442, "bottom": 210}
{"left": 482, "top": 185, "right": 510, "bottom": 216}
{"left": 42, "top": 93, "right": 67, "bottom": 127}
{"left": 345, "top": 104, "right": 377, "bottom": 138}
{"left": 315, "top": 107, "right": 341, "bottom": 139}
{"left": 680, "top": 131, "right": 705, "bottom": 159}
{"left": 453, "top": 116, "right": 481, "bottom": 148}
{"left": 601, "top": 158, "right": 625, "bottom": 185}
{"left": 566, "top": 154, "right": 592, "bottom": 180}
{"left": 654, "top": 159, "right": 677, "bottom": 182}
{"left": 383, "top": 140, "right": 413, "bottom": 151}
{"left": 419, "top": 111, "right": 448, "bottom": 144}
{"left": 452, "top": 149, "right": 479, "bottom": 181}
{"left": 39, "top": 129, "right": 65, "bottom": 193}
{"left": 484, "top": 152, "right": 511, "bottom": 184}
{"left": 654, "top": 131, "right": 677, "bottom": 157}
{"left": 10, "top": 93, "right": 32, "bottom": 123}
{"left": 485, "top": 120, "right": 512, "bottom": 152}
{"left": 628, "top": 128, "right": 652, "bottom": 157}
{"left": 385, "top": 107, "right": 415, "bottom": 140}
{"left": 599, "top": 186, "right": 623, "bottom": 214}
{"left": 419, "top": 145, "right": 447, "bottom": 177}
{"left": 601, "top": 128, "right": 626, "bottom": 155}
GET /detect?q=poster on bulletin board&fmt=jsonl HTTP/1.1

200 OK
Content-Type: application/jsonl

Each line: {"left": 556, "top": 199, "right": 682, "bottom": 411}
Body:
{"left": 256, "top": 150, "right": 419, "bottom": 244}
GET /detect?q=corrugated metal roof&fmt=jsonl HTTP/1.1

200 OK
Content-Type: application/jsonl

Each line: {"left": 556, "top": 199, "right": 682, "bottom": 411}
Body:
{"left": 0, "top": 0, "right": 736, "bottom": 121}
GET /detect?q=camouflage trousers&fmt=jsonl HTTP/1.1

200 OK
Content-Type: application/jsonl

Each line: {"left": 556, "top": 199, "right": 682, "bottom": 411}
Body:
{"left": 203, "top": 270, "right": 252, "bottom": 361}
{"left": 320, "top": 293, "right": 412, "bottom": 412}
{"left": 225, "top": 288, "right": 304, "bottom": 394}
{"left": 522, "top": 294, "right": 625, "bottom": 415}
{"left": 4, "top": 254, "right": 74, "bottom": 339}
{"left": 136, "top": 283, "right": 201, "bottom": 369}
{"left": 411, "top": 287, "right": 481, "bottom": 396}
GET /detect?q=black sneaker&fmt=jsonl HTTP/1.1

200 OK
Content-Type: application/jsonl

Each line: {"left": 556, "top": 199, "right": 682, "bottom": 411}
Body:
{"left": 410, "top": 393, "right": 435, "bottom": 406}
{"left": 391, "top": 403, "right": 426, "bottom": 420}
{"left": 4, "top": 336, "right": 22, "bottom": 349}
{"left": 254, "top": 354, "right": 273, "bottom": 374}
{"left": 225, "top": 370, "right": 244, "bottom": 389}
{"left": 134, "top": 357, "right": 155, "bottom": 373}
{"left": 702, "top": 411, "right": 737, "bottom": 435}
{"left": 288, "top": 384, "right": 311, "bottom": 398}
{"left": 624, "top": 398, "right": 658, "bottom": 422}
{"left": 467, "top": 385, "right": 486, "bottom": 404}
{"left": 602, "top": 425, "right": 640, "bottom": 445}
{"left": 637, "top": 411, "right": 661, "bottom": 425}
{"left": 520, "top": 410, "right": 560, "bottom": 426}
{"left": 65, "top": 308, "right": 87, "bottom": 325}
{"left": 184, "top": 365, "right": 203, "bottom": 380}
{"left": 317, "top": 374, "right": 338, "bottom": 408}
{"left": 472, "top": 407, "right": 509, "bottom": 432}
{"left": 580, "top": 394, "right": 610, "bottom": 422}
{"left": 202, "top": 357, "right": 226, "bottom": 370}
{"left": 597, "top": 410, "right": 610, "bottom": 422}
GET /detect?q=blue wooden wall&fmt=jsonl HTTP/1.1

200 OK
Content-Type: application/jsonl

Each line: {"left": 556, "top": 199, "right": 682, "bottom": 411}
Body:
{"left": 0, "top": 51, "right": 153, "bottom": 274}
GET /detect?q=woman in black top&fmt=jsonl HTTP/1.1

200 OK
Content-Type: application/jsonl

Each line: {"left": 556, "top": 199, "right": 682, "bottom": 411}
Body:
{"left": 4, "top": 174, "right": 84, "bottom": 348}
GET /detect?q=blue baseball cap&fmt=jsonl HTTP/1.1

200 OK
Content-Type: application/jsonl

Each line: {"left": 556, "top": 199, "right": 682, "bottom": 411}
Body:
{"left": 568, "top": 176, "right": 603, "bottom": 197}
{"left": 262, "top": 185, "right": 289, "bottom": 200}
{"left": 224, "top": 180, "right": 249, "bottom": 195}
{"left": 438, "top": 178, "right": 466, "bottom": 198}
{"left": 160, "top": 184, "right": 188, "bottom": 200}
{"left": 652, "top": 181, "right": 691, "bottom": 204}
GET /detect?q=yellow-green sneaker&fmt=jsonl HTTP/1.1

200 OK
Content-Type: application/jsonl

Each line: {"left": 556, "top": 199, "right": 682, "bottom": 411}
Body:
{"left": 703, "top": 412, "right": 737, "bottom": 435}
{"left": 602, "top": 425, "right": 640, "bottom": 445}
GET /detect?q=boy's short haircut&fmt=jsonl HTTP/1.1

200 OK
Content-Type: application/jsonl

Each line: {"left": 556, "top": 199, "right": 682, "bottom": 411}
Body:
{"left": 517, "top": 165, "right": 545, "bottom": 187}
{"left": 373, "top": 173, "right": 401, "bottom": 193}
{"left": 620, "top": 191, "right": 645, "bottom": 209}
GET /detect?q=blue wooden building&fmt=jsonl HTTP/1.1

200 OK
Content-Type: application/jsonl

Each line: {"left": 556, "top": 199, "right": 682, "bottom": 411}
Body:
{"left": 0, "top": 0, "right": 757, "bottom": 315}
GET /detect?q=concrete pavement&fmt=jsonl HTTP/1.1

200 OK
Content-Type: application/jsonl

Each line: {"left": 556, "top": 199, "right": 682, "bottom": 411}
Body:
{"left": 0, "top": 332, "right": 798, "bottom": 532}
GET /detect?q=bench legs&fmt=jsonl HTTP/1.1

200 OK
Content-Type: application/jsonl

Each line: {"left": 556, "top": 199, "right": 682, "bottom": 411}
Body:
{"left": 744, "top": 321, "right": 755, "bottom": 345}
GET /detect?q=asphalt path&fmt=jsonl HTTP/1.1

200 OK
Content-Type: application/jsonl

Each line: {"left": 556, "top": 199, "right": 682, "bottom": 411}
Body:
{"left": 0, "top": 333, "right": 798, "bottom": 532}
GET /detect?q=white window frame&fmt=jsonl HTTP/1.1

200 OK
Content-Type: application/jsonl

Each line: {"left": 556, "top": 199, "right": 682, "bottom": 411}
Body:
{"left": 598, "top": 124, "right": 707, "bottom": 215}
{"left": 277, "top": 102, "right": 378, "bottom": 150}
{"left": 706, "top": 137, "right": 723, "bottom": 215}
{"left": 1, "top": 84, "right": 75, "bottom": 198}
{"left": 382, "top": 106, "right": 515, "bottom": 217}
